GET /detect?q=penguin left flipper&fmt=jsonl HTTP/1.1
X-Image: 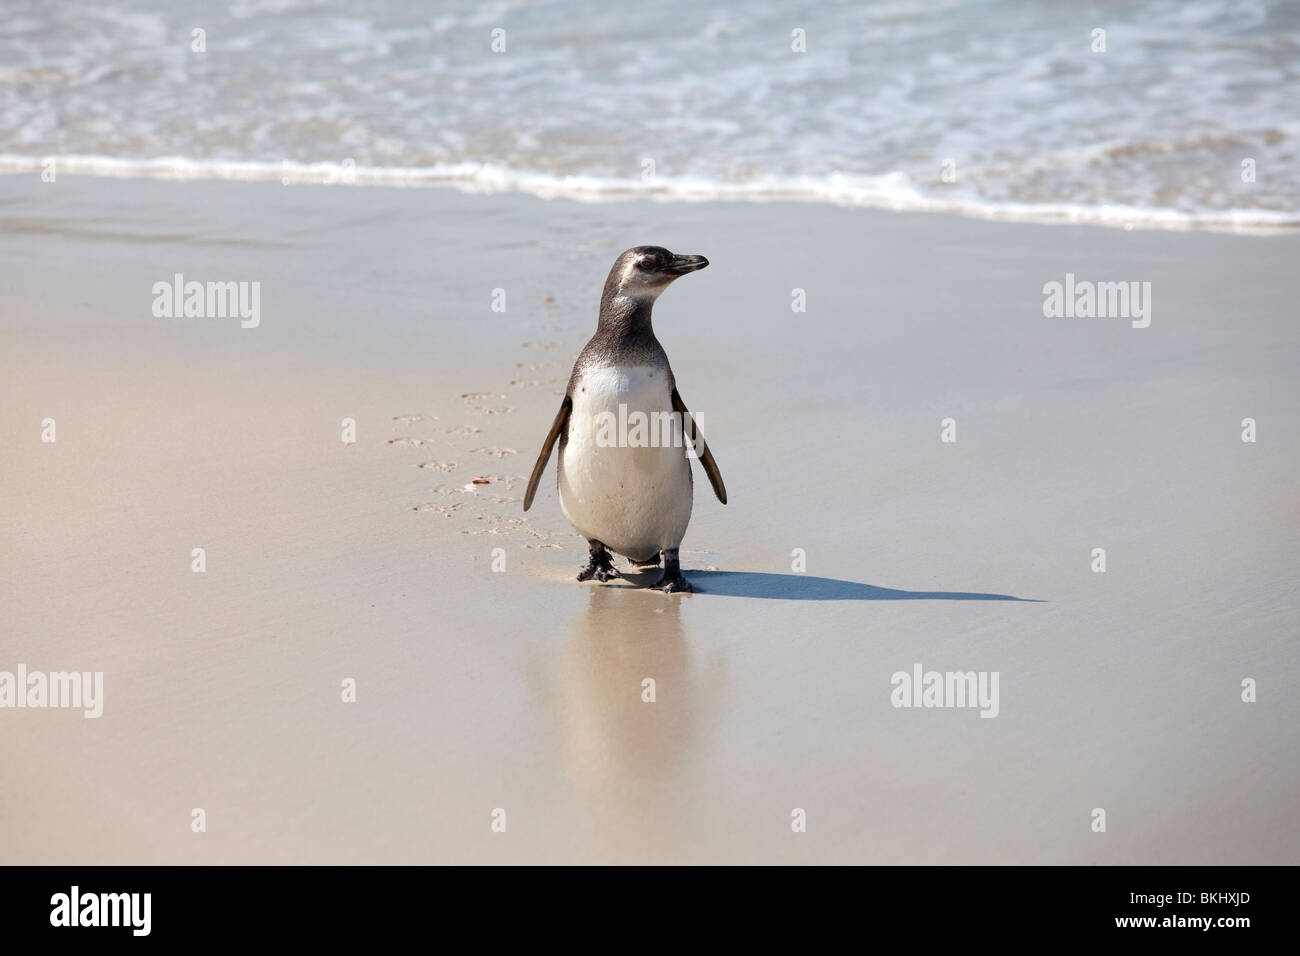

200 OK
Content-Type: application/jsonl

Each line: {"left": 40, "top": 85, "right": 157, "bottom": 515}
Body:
{"left": 523, "top": 396, "right": 571, "bottom": 511}
{"left": 672, "top": 387, "right": 727, "bottom": 505}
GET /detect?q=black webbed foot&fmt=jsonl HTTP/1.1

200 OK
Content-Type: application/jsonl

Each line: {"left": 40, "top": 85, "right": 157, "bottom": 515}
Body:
{"left": 577, "top": 540, "right": 620, "bottom": 583}
{"left": 652, "top": 572, "right": 692, "bottom": 593}
{"left": 651, "top": 548, "right": 691, "bottom": 593}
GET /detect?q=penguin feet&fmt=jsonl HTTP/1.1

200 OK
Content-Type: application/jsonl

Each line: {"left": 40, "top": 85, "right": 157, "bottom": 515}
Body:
{"left": 652, "top": 572, "right": 692, "bottom": 593}
{"left": 651, "top": 548, "right": 691, "bottom": 593}
{"left": 577, "top": 540, "right": 621, "bottom": 583}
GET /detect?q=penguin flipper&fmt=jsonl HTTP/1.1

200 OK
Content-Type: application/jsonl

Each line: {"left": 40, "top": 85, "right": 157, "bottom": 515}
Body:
{"left": 672, "top": 387, "right": 727, "bottom": 505}
{"left": 523, "top": 396, "right": 571, "bottom": 511}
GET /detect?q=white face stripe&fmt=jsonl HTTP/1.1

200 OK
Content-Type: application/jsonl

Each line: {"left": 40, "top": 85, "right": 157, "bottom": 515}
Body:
{"left": 615, "top": 255, "right": 673, "bottom": 301}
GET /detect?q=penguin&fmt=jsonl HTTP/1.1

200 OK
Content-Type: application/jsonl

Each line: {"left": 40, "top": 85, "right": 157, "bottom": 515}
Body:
{"left": 523, "top": 246, "right": 727, "bottom": 593}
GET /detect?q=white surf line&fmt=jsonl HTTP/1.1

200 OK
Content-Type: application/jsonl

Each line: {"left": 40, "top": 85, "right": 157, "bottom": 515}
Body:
{"left": 3, "top": 153, "right": 1298, "bottom": 235}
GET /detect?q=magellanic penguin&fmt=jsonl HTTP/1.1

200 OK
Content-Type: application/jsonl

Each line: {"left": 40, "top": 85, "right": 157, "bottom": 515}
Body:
{"left": 523, "top": 246, "right": 727, "bottom": 593}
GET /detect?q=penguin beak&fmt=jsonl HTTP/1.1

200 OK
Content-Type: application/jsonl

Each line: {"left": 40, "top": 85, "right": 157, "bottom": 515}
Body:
{"left": 667, "top": 254, "right": 709, "bottom": 275}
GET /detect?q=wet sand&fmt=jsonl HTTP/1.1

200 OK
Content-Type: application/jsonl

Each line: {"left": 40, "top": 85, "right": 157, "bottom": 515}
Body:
{"left": 1, "top": 174, "right": 1297, "bottom": 863}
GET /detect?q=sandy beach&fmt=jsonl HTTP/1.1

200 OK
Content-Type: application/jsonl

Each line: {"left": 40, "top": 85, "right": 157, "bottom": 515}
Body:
{"left": 1, "top": 172, "right": 1296, "bottom": 864}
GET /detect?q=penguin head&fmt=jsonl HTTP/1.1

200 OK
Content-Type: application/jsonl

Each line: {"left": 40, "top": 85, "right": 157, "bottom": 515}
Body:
{"left": 606, "top": 246, "right": 709, "bottom": 303}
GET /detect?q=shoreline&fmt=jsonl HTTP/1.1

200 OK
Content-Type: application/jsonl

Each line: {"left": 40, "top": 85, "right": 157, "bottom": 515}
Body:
{"left": 3, "top": 159, "right": 1297, "bottom": 236}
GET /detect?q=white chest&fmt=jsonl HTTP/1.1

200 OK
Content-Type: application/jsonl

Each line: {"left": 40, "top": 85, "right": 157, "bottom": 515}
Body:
{"left": 572, "top": 364, "right": 671, "bottom": 419}
{"left": 558, "top": 363, "right": 693, "bottom": 557}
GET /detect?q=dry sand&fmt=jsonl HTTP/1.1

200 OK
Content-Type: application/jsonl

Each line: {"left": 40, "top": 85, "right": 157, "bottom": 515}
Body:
{"left": 1, "top": 174, "right": 1297, "bottom": 863}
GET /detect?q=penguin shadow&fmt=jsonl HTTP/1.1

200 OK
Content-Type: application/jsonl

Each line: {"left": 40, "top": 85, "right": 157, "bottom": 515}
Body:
{"left": 683, "top": 570, "right": 1042, "bottom": 602}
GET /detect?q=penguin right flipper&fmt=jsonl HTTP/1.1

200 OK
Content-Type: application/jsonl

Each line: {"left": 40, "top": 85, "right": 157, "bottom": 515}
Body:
{"left": 672, "top": 387, "right": 727, "bottom": 505}
{"left": 523, "top": 396, "right": 571, "bottom": 511}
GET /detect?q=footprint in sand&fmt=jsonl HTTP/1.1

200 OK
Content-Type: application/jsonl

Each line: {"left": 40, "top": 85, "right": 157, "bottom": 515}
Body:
{"left": 471, "top": 447, "right": 516, "bottom": 458}
{"left": 392, "top": 415, "right": 431, "bottom": 424}
{"left": 419, "top": 460, "right": 458, "bottom": 472}
{"left": 460, "top": 392, "right": 514, "bottom": 417}
{"left": 442, "top": 425, "right": 482, "bottom": 437}
{"left": 460, "top": 514, "right": 534, "bottom": 536}
{"left": 471, "top": 474, "right": 526, "bottom": 489}
{"left": 426, "top": 485, "right": 470, "bottom": 496}
{"left": 413, "top": 502, "right": 464, "bottom": 516}
{"left": 388, "top": 437, "right": 428, "bottom": 447}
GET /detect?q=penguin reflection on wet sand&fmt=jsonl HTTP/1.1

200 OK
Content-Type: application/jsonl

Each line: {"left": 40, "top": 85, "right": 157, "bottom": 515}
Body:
{"left": 523, "top": 246, "right": 727, "bottom": 593}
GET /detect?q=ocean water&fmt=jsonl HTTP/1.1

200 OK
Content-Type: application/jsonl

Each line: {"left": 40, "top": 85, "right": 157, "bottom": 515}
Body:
{"left": 1, "top": 0, "right": 1298, "bottom": 230}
